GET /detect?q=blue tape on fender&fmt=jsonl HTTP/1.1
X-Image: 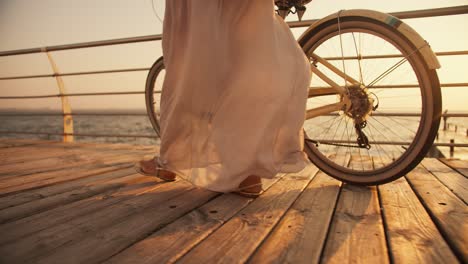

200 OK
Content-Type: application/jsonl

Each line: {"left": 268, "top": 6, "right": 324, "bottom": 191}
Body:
{"left": 385, "top": 16, "right": 402, "bottom": 28}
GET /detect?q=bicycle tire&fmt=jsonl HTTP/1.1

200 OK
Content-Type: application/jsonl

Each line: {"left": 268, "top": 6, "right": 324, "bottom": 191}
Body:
{"left": 300, "top": 15, "right": 441, "bottom": 185}
{"left": 145, "top": 56, "right": 165, "bottom": 137}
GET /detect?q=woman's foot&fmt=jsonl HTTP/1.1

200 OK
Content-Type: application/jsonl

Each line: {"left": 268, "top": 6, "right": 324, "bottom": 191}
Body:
{"left": 235, "top": 175, "right": 263, "bottom": 198}
{"left": 135, "top": 157, "right": 176, "bottom": 181}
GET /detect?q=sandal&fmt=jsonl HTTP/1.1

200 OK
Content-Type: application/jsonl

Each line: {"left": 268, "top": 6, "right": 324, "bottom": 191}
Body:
{"left": 233, "top": 175, "right": 263, "bottom": 198}
{"left": 233, "top": 183, "right": 264, "bottom": 198}
{"left": 134, "top": 157, "right": 176, "bottom": 182}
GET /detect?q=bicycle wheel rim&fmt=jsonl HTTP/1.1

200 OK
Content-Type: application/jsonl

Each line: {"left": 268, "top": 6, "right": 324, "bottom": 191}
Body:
{"left": 145, "top": 57, "right": 165, "bottom": 137}
{"left": 301, "top": 18, "right": 441, "bottom": 184}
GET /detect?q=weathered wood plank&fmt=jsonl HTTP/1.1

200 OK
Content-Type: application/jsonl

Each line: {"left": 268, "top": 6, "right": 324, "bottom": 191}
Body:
{"left": 34, "top": 188, "right": 218, "bottom": 264}
{"left": 66, "top": 141, "right": 157, "bottom": 152}
{"left": 0, "top": 140, "right": 153, "bottom": 161}
{"left": 0, "top": 139, "right": 54, "bottom": 148}
{"left": 0, "top": 147, "right": 150, "bottom": 178}
{"left": 0, "top": 169, "right": 140, "bottom": 224}
{"left": 379, "top": 177, "right": 458, "bottom": 263}
{"left": 421, "top": 158, "right": 467, "bottom": 203}
{"left": 0, "top": 180, "right": 194, "bottom": 263}
{"left": 0, "top": 175, "right": 166, "bottom": 245}
{"left": 0, "top": 139, "right": 155, "bottom": 153}
{"left": 0, "top": 165, "right": 135, "bottom": 209}
{"left": 105, "top": 193, "right": 251, "bottom": 264}
{"left": 175, "top": 165, "right": 318, "bottom": 264}
{"left": 439, "top": 159, "right": 468, "bottom": 178}
{"left": 0, "top": 144, "right": 80, "bottom": 164}
{"left": 0, "top": 148, "right": 145, "bottom": 182}
{"left": 0, "top": 162, "right": 133, "bottom": 195}
{"left": 104, "top": 175, "right": 288, "bottom": 264}
{"left": 45, "top": 140, "right": 157, "bottom": 151}
{"left": 321, "top": 155, "right": 389, "bottom": 264}
{"left": 320, "top": 184, "right": 389, "bottom": 263}
{"left": 0, "top": 146, "right": 140, "bottom": 180}
{"left": 0, "top": 142, "right": 147, "bottom": 164}
{"left": 406, "top": 165, "right": 468, "bottom": 263}
{"left": 249, "top": 172, "right": 341, "bottom": 264}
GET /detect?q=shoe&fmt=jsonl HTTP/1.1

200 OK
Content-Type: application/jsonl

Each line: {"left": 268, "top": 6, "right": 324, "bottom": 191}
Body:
{"left": 233, "top": 175, "right": 263, "bottom": 198}
{"left": 134, "top": 157, "right": 176, "bottom": 182}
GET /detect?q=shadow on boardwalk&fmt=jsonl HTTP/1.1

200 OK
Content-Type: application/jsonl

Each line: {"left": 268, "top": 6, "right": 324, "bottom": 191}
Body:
{"left": 0, "top": 139, "right": 466, "bottom": 263}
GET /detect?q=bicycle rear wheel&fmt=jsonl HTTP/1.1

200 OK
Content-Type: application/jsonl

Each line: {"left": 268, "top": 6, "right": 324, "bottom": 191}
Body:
{"left": 300, "top": 16, "right": 441, "bottom": 185}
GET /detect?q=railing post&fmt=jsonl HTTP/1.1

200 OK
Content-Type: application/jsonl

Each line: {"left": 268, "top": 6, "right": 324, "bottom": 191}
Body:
{"left": 449, "top": 139, "right": 455, "bottom": 157}
{"left": 44, "top": 49, "right": 74, "bottom": 142}
{"left": 442, "top": 110, "right": 448, "bottom": 131}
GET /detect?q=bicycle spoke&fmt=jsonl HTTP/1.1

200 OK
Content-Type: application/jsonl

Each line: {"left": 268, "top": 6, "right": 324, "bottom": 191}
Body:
{"left": 369, "top": 115, "right": 410, "bottom": 143}
{"left": 367, "top": 44, "right": 426, "bottom": 88}
{"left": 366, "top": 120, "right": 403, "bottom": 156}
{"left": 366, "top": 123, "right": 393, "bottom": 164}
{"left": 351, "top": 32, "right": 364, "bottom": 85}
{"left": 301, "top": 17, "right": 440, "bottom": 182}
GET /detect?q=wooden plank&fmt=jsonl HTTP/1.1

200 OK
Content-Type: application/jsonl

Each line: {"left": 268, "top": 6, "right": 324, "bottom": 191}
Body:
{"left": 379, "top": 177, "right": 458, "bottom": 263}
{"left": 249, "top": 172, "right": 341, "bottom": 264}
{"left": 105, "top": 193, "right": 252, "bottom": 264}
{"left": 0, "top": 143, "right": 137, "bottom": 164}
{"left": 0, "top": 152, "right": 107, "bottom": 177}
{"left": 0, "top": 146, "right": 150, "bottom": 177}
{"left": 0, "top": 139, "right": 155, "bottom": 153}
{"left": 0, "top": 162, "right": 133, "bottom": 195}
{"left": 0, "top": 168, "right": 140, "bottom": 224}
{"left": 35, "top": 188, "right": 218, "bottom": 264}
{"left": 439, "top": 159, "right": 468, "bottom": 178}
{"left": 320, "top": 155, "right": 389, "bottom": 264}
{"left": 175, "top": 165, "right": 318, "bottom": 264}
{"left": 421, "top": 158, "right": 468, "bottom": 203}
{"left": 0, "top": 180, "right": 194, "bottom": 263}
{"left": 0, "top": 139, "right": 54, "bottom": 148}
{"left": 0, "top": 165, "right": 135, "bottom": 209}
{"left": 29, "top": 140, "right": 158, "bottom": 153}
{"left": 0, "top": 147, "right": 141, "bottom": 182}
{"left": 0, "top": 144, "right": 79, "bottom": 163}
{"left": 0, "top": 175, "right": 168, "bottom": 245}
{"left": 0, "top": 142, "right": 72, "bottom": 160}
{"left": 65, "top": 141, "right": 157, "bottom": 152}
{"left": 0, "top": 140, "right": 153, "bottom": 161}
{"left": 104, "top": 174, "right": 292, "bottom": 264}
{"left": 0, "top": 149, "right": 145, "bottom": 180}
{"left": 406, "top": 165, "right": 468, "bottom": 263}
{"left": 320, "top": 184, "right": 389, "bottom": 263}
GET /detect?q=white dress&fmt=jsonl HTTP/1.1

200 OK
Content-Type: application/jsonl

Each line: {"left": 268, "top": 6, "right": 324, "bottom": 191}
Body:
{"left": 158, "top": 0, "right": 311, "bottom": 192}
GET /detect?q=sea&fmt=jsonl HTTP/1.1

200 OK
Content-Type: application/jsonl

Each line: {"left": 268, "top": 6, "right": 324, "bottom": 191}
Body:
{"left": 0, "top": 112, "right": 160, "bottom": 145}
{"left": 0, "top": 111, "right": 467, "bottom": 147}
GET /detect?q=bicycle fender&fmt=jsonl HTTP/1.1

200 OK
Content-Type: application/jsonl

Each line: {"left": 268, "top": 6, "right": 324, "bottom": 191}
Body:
{"left": 298, "top": 9, "right": 441, "bottom": 69}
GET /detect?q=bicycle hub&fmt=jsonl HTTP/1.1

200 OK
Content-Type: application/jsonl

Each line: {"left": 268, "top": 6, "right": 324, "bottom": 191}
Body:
{"left": 344, "top": 85, "right": 374, "bottom": 124}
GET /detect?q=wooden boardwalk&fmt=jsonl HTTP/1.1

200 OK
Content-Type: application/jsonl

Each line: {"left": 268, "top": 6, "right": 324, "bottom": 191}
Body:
{"left": 0, "top": 139, "right": 466, "bottom": 264}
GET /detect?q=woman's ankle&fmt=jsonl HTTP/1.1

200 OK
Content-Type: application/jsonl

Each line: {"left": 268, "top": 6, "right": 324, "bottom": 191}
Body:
{"left": 239, "top": 175, "right": 262, "bottom": 192}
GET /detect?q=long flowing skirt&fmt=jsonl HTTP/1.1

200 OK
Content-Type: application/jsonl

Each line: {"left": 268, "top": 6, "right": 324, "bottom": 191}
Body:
{"left": 158, "top": 0, "right": 311, "bottom": 192}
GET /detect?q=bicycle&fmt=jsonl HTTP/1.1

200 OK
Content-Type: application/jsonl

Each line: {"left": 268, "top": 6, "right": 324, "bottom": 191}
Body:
{"left": 145, "top": 1, "right": 442, "bottom": 186}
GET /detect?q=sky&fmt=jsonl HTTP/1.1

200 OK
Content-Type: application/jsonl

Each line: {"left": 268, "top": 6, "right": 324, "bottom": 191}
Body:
{"left": 0, "top": 0, "right": 467, "bottom": 112}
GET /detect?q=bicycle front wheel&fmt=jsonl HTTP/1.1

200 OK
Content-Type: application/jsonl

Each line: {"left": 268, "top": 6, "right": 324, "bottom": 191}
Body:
{"left": 300, "top": 15, "right": 441, "bottom": 185}
{"left": 145, "top": 56, "right": 165, "bottom": 137}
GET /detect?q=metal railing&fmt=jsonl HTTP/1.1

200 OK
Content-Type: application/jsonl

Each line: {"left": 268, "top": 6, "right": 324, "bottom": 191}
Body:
{"left": 0, "top": 5, "right": 467, "bottom": 147}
